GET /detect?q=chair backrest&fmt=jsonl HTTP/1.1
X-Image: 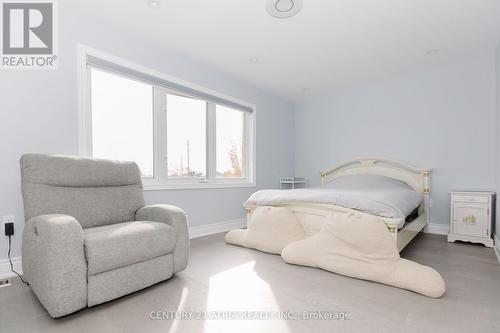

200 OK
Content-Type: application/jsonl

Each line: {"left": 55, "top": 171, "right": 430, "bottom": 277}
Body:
{"left": 20, "top": 154, "right": 145, "bottom": 229}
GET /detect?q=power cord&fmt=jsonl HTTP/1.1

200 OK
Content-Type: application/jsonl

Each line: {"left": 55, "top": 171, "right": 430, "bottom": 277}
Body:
{"left": 8, "top": 235, "right": 29, "bottom": 285}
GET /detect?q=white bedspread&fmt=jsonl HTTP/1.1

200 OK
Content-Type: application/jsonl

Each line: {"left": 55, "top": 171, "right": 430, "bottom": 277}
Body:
{"left": 244, "top": 175, "right": 423, "bottom": 220}
{"left": 225, "top": 207, "right": 445, "bottom": 298}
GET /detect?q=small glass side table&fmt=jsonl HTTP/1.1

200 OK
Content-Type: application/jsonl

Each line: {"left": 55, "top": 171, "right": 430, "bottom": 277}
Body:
{"left": 280, "top": 177, "right": 307, "bottom": 190}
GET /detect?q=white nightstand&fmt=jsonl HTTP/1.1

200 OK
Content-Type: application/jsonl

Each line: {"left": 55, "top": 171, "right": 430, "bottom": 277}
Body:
{"left": 448, "top": 191, "right": 494, "bottom": 247}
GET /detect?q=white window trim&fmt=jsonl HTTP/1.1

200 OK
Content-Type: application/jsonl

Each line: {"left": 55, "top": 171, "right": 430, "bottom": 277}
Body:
{"left": 77, "top": 44, "right": 256, "bottom": 190}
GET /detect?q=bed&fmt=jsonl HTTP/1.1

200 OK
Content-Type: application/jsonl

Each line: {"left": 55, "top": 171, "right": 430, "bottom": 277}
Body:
{"left": 244, "top": 158, "right": 431, "bottom": 252}
{"left": 225, "top": 158, "right": 444, "bottom": 297}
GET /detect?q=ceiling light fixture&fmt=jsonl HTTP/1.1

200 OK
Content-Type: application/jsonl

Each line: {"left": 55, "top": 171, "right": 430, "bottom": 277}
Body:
{"left": 147, "top": 0, "right": 162, "bottom": 10}
{"left": 267, "top": 0, "right": 303, "bottom": 19}
{"left": 249, "top": 57, "right": 259, "bottom": 64}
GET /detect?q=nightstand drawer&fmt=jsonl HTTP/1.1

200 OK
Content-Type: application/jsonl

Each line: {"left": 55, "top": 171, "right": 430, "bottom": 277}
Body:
{"left": 451, "top": 203, "right": 489, "bottom": 237}
{"left": 451, "top": 195, "right": 489, "bottom": 204}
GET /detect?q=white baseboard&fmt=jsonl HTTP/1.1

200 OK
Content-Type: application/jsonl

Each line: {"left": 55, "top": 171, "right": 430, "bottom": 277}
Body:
{"left": 189, "top": 218, "right": 246, "bottom": 239}
{"left": 0, "top": 257, "right": 22, "bottom": 280}
{"left": 424, "top": 223, "right": 449, "bottom": 235}
{"left": 0, "top": 218, "right": 247, "bottom": 279}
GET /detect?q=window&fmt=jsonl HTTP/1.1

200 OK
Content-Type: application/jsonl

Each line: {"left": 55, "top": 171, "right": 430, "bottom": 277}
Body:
{"left": 90, "top": 69, "right": 154, "bottom": 178}
{"left": 216, "top": 105, "right": 244, "bottom": 178}
{"left": 80, "top": 48, "right": 255, "bottom": 189}
{"left": 166, "top": 93, "right": 206, "bottom": 179}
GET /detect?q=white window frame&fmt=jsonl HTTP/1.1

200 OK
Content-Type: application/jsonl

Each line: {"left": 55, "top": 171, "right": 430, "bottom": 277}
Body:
{"left": 78, "top": 45, "right": 256, "bottom": 190}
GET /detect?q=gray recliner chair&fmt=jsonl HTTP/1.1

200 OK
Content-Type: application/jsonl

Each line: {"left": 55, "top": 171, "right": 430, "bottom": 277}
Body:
{"left": 20, "top": 154, "right": 189, "bottom": 318}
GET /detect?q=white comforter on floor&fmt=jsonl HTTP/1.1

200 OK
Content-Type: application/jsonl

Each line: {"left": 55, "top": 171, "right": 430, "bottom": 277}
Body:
{"left": 245, "top": 175, "right": 423, "bottom": 220}
{"left": 225, "top": 206, "right": 445, "bottom": 298}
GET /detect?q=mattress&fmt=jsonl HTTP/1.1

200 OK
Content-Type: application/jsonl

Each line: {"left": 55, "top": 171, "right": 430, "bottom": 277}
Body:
{"left": 244, "top": 175, "right": 424, "bottom": 226}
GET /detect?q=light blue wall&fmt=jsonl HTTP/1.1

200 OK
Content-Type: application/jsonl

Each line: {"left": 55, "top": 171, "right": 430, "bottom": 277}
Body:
{"left": 1, "top": 3, "right": 497, "bottom": 263}
{"left": 0, "top": 5, "right": 294, "bottom": 259}
{"left": 295, "top": 54, "right": 497, "bottom": 226}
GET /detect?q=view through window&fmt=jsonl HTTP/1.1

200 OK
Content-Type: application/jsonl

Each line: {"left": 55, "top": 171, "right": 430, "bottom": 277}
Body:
{"left": 87, "top": 65, "right": 253, "bottom": 187}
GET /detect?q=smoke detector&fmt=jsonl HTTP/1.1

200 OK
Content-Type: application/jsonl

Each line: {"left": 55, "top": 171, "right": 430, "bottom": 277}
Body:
{"left": 267, "top": 0, "right": 303, "bottom": 18}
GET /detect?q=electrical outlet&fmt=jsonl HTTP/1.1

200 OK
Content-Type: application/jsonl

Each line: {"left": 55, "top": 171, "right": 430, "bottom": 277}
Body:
{"left": 3, "top": 214, "right": 15, "bottom": 225}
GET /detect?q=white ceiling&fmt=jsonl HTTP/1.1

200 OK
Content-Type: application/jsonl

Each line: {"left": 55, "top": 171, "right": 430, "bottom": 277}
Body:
{"left": 74, "top": 0, "right": 500, "bottom": 102}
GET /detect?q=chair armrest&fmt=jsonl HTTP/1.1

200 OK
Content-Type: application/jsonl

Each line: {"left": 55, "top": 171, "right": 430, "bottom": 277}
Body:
{"left": 135, "top": 205, "right": 189, "bottom": 273}
{"left": 22, "top": 214, "right": 87, "bottom": 318}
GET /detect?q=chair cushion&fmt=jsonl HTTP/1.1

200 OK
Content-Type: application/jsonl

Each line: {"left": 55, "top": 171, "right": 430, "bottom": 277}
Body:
{"left": 83, "top": 221, "right": 176, "bottom": 275}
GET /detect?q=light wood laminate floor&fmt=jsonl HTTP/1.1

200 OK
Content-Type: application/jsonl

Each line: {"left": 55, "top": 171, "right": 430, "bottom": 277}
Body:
{"left": 1, "top": 233, "right": 499, "bottom": 333}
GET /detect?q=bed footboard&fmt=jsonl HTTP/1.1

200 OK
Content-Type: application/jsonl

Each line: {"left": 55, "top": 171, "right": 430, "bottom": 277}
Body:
{"left": 245, "top": 203, "right": 427, "bottom": 252}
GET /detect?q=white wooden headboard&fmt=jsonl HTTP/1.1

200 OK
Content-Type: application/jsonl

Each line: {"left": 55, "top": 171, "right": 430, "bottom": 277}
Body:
{"left": 320, "top": 157, "right": 431, "bottom": 194}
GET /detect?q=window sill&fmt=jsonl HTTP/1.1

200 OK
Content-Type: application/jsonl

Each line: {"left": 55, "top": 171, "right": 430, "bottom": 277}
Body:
{"left": 143, "top": 182, "right": 256, "bottom": 191}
